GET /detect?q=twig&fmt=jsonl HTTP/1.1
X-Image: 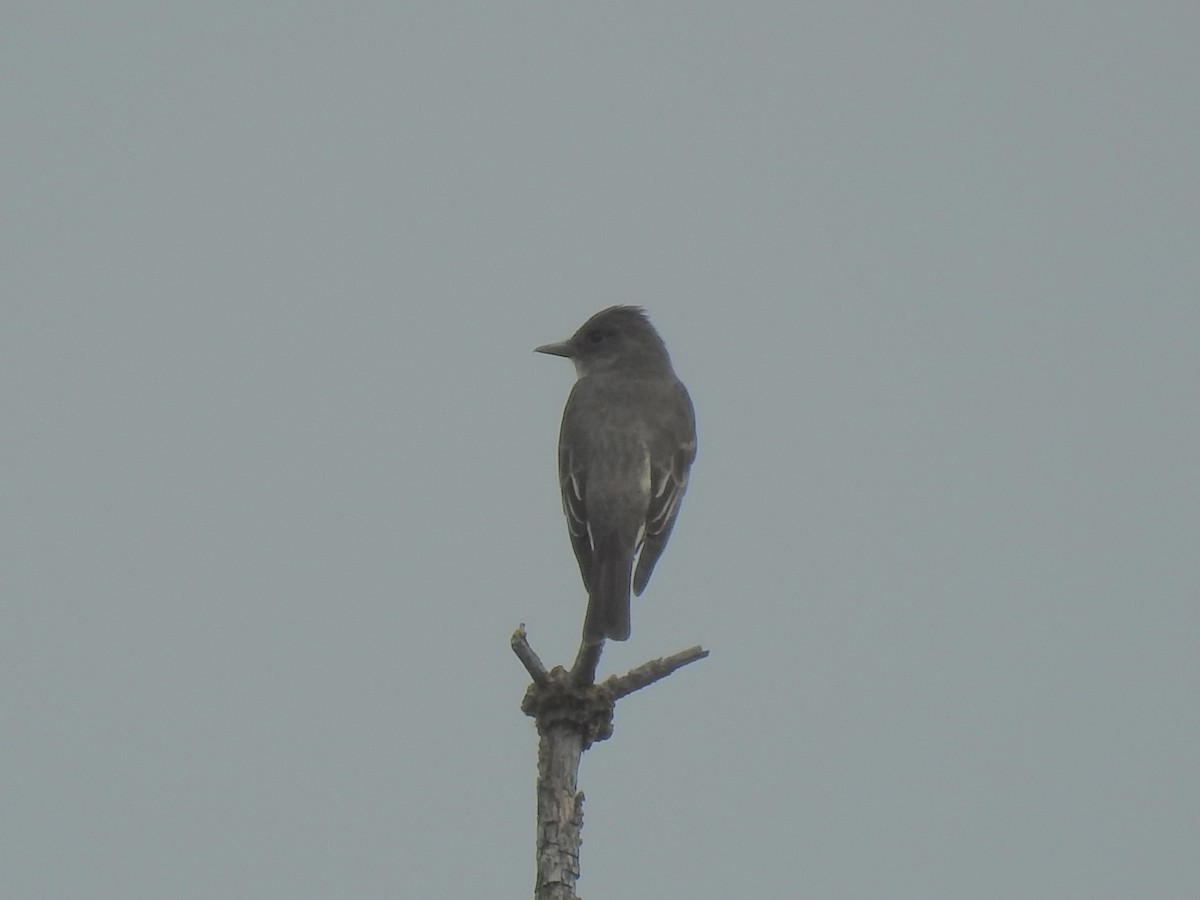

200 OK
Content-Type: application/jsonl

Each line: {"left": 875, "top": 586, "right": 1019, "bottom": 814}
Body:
{"left": 602, "top": 645, "right": 710, "bottom": 700}
{"left": 511, "top": 625, "right": 551, "bottom": 687}
{"left": 569, "top": 637, "right": 603, "bottom": 686}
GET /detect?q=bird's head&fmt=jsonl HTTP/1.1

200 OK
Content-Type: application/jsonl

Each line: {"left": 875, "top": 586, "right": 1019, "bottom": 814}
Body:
{"left": 535, "top": 306, "right": 673, "bottom": 378}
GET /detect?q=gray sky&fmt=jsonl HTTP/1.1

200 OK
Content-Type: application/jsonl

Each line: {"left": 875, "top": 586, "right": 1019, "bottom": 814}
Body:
{"left": 4, "top": 4, "right": 1198, "bottom": 898}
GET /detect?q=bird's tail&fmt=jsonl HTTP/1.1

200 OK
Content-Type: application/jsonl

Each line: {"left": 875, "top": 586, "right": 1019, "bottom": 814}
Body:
{"left": 583, "top": 535, "right": 633, "bottom": 643}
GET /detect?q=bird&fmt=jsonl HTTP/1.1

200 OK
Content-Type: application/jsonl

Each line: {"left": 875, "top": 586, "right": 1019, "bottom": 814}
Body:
{"left": 536, "top": 306, "right": 696, "bottom": 643}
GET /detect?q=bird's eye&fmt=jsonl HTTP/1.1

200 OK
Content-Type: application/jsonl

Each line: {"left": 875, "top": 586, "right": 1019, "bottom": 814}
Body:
{"left": 586, "top": 330, "right": 604, "bottom": 344}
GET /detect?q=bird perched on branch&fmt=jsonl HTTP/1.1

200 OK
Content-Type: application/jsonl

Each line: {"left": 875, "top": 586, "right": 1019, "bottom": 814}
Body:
{"left": 536, "top": 306, "right": 696, "bottom": 644}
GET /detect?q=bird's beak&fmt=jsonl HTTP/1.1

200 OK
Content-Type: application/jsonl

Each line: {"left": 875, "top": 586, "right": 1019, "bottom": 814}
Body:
{"left": 534, "top": 340, "right": 574, "bottom": 358}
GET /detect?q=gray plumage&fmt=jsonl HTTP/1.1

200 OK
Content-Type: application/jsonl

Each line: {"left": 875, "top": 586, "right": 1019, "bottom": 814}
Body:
{"left": 536, "top": 306, "right": 696, "bottom": 643}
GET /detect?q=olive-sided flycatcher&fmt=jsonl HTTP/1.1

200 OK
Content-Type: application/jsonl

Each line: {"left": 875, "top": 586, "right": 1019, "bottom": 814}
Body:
{"left": 536, "top": 306, "right": 696, "bottom": 644}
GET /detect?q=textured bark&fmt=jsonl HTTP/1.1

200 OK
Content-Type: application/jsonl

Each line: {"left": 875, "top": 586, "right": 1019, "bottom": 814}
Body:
{"left": 534, "top": 718, "right": 585, "bottom": 900}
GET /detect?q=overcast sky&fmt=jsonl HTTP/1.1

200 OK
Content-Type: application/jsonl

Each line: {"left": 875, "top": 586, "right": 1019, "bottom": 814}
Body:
{"left": 4, "top": 4, "right": 1198, "bottom": 898}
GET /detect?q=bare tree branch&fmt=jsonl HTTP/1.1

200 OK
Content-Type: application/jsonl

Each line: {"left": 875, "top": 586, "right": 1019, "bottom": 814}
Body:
{"left": 512, "top": 625, "right": 551, "bottom": 686}
{"left": 602, "top": 645, "right": 710, "bottom": 700}
{"left": 514, "top": 626, "right": 708, "bottom": 899}
{"left": 569, "top": 635, "right": 603, "bottom": 686}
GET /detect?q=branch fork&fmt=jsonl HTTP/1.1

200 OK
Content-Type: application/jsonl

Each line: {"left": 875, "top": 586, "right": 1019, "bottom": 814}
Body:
{"left": 511, "top": 623, "right": 708, "bottom": 899}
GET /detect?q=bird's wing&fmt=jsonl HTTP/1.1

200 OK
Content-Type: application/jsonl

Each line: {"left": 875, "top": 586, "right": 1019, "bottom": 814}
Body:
{"left": 558, "top": 443, "right": 594, "bottom": 591}
{"left": 632, "top": 438, "right": 696, "bottom": 595}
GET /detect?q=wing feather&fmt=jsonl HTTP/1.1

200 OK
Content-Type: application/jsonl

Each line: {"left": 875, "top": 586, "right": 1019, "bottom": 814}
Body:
{"left": 558, "top": 444, "right": 594, "bottom": 591}
{"left": 633, "top": 440, "right": 695, "bottom": 594}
